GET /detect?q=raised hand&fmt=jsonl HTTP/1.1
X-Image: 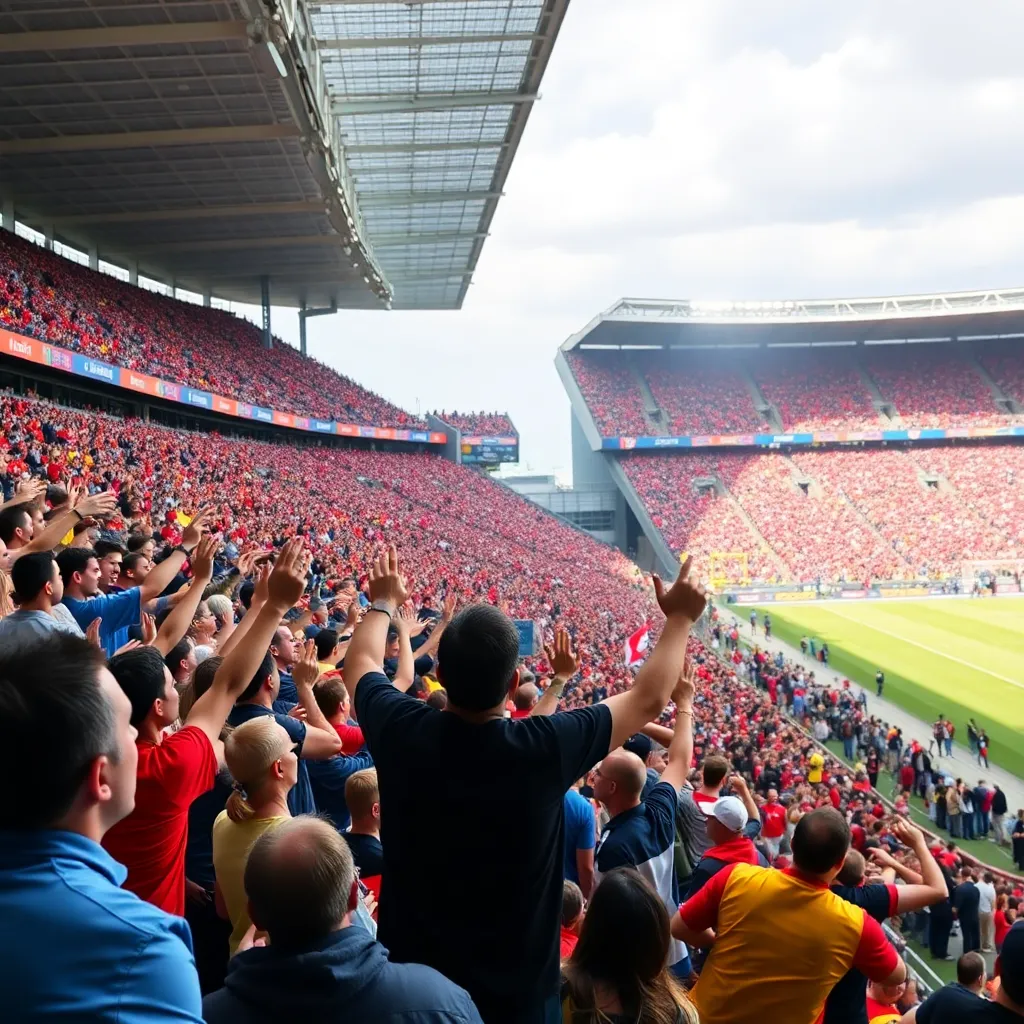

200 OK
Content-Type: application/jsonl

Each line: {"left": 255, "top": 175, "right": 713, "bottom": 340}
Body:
{"left": 890, "top": 817, "right": 925, "bottom": 850}
{"left": 671, "top": 656, "right": 697, "bottom": 711}
{"left": 544, "top": 627, "right": 578, "bottom": 679}
{"left": 140, "top": 613, "right": 158, "bottom": 646}
{"left": 190, "top": 534, "right": 218, "bottom": 582}
{"left": 367, "top": 544, "right": 409, "bottom": 609}
{"left": 181, "top": 506, "right": 215, "bottom": 551}
{"left": 344, "top": 597, "right": 360, "bottom": 632}
{"left": 85, "top": 617, "right": 102, "bottom": 648}
{"left": 113, "top": 640, "right": 142, "bottom": 656}
{"left": 652, "top": 557, "right": 707, "bottom": 624}
{"left": 76, "top": 488, "right": 118, "bottom": 519}
{"left": 266, "top": 538, "right": 308, "bottom": 611}
{"left": 293, "top": 638, "right": 320, "bottom": 690}
{"left": 13, "top": 477, "right": 47, "bottom": 503}
{"left": 252, "top": 562, "right": 272, "bottom": 608}
{"left": 441, "top": 589, "right": 458, "bottom": 624}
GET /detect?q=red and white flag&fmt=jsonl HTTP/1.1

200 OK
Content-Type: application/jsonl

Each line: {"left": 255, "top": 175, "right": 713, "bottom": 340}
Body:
{"left": 624, "top": 623, "right": 650, "bottom": 667}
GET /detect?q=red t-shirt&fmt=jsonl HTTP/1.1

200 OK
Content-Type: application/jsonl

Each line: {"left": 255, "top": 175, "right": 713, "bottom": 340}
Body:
{"left": 560, "top": 927, "right": 579, "bottom": 960}
{"left": 761, "top": 802, "right": 787, "bottom": 839}
{"left": 510, "top": 708, "right": 532, "bottom": 720}
{"left": 333, "top": 722, "right": 365, "bottom": 755}
{"left": 102, "top": 725, "right": 216, "bottom": 916}
{"left": 865, "top": 996, "right": 901, "bottom": 1023}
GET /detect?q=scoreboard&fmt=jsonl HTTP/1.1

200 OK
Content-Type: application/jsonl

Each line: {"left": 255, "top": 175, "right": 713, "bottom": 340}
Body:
{"left": 460, "top": 433, "right": 519, "bottom": 465}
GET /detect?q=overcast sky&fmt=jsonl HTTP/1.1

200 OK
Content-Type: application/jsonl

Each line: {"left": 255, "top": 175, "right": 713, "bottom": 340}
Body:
{"left": 242, "top": 0, "right": 1024, "bottom": 481}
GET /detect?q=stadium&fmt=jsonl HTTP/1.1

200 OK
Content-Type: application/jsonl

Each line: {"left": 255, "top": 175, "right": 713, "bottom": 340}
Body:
{"left": 1, "top": 3, "right": 1023, "bottom": 1023}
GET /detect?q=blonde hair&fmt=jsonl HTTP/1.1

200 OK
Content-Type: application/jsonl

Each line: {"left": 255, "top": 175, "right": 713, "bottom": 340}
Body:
{"left": 224, "top": 717, "right": 292, "bottom": 822}
{"left": 345, "top": 768, "right": 379, "bottom": 821}
{"left": 207, "top": 593, "right": 232, "bottom": 623}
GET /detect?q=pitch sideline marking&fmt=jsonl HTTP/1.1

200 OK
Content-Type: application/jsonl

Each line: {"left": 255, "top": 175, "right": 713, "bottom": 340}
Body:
{"left": 812, "top": 605, "right": 1024, "bottom": 694}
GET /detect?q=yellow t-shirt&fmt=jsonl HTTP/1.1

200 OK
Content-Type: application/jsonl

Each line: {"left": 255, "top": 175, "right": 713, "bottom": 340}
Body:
{"left": 212, "top": 811, "right": 288, "bottom": 953}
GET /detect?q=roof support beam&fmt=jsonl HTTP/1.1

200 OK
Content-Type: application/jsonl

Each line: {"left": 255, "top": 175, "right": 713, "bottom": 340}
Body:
{"left": 334, "top": 92, "right": 537, "bottom": 116}
{"left": 51, "top": 201, "right": 324, "bottom": 227}
{"left": 389, "top": 271, "right": 473, "bottom": 282}
{"left": 371, "top": 230, "right": 487, "bottom": 246}
{"left": 360, "top": 189, "right": 501, "bottom": 207}
{"left": 0, "top": 123, "right": 302, "bottom": 156}
{"left": 345, "top": 140, "right": 506, "bottom": 154}
{"left": 318, "top": 32, "right": 535, "bottom": 49}
{"left": 0, "top": 21, "right": 249, "bottom": 54}
{"left": 123, "top": 234, "right": 350, "bottom": 256}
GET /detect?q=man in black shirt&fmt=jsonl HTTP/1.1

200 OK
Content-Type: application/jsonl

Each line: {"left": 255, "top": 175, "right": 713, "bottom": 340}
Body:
{"left": 824, "top": 819, "right": 948, "bottom": 1024}
{"left": 953, "top": 868, "right": 982, "bottom": 954}
{"left": 341, "top": 767, "right": 384, "bottom": 884}
{"left": 876, "top": 669, "right": 885, "bottom": 697}
{"left": 345, "top": 546, "right": 707, "bottom": 1024}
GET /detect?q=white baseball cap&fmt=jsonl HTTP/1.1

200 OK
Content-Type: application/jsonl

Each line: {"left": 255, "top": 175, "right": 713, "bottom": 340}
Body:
{"left": 708, "top": 796, "right": 748, "bottom": 833}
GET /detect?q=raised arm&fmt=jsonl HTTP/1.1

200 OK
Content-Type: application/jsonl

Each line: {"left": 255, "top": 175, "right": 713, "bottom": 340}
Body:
{"left": 19, "top": 489, "right": 118, "bottom": 559}
{"left": 139, "top": 506, "right": 213, "bottom": 602}
{"left": 530, "top": 627, "right": 578, "bottom": 717}
{"left": 291, "top": 639, "right": 343, "bottom": 757}
{"left": 887, "top": 820, "right": 950, "bottom": 913}
{"left": 344, "top": 545, "right": 410, "bottom": 708}
{"left": 152, "top": 535, "right": 217, "bottom": 656}
{"left": 407, "top": 590, "right": 456, "bottom": 665}
{"left": 185, "top": 538, "right": 309, "bottom": 745}
{"left": 729, "top": 774, "right": 761, "bottom": 826}
{"left": 659, "top": 660, "right": 695, "bottom": 792}
{"left": 216, "top": 562, "right": 271, "bottom": 660}
{"left": 392, "top": 606, "right": 416, "bottom": 693}
{"left": 602, "top": 558, "right": 706, "bottom": 751}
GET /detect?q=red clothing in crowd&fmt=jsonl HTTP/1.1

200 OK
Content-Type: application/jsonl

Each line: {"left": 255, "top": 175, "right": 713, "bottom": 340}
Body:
{"left": 559, "top": 927, "right": 579, "bottom": 960}
{"left": 333, "top": 722, "right": 366, "bottom": 756}
{"left": 102, "top": 726, "right": 217, "bottom": 916}
{"left": 761, "top": 801, "right": 787, "bottom": 840}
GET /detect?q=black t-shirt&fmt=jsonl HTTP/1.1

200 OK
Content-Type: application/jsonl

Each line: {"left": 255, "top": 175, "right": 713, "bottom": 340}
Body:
{"left": 343, "top": 831, "right": 384, "bottom": 880}
{"left": 823, "top": 882, "right": 897, "bottom": 1024}
{"left": 916, "top": 984, "right": 1019, "bottom": 1022}
{"left": 354, "top": 671, "right": 612, "bottom": 1024}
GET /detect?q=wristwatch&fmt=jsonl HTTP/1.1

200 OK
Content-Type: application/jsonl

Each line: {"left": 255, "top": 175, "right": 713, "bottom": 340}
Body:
{"left": 368, "top": 599, "right": 395, "bottom": 619}
{"left": 172, "top": 544, "right": 193, "bottom": 556}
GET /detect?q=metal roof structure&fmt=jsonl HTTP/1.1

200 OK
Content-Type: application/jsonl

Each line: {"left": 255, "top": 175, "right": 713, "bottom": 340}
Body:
{"left": 561, "top": 289, "right": 1024, "bottom": 350}
{"left": 0, "top": 0, "right": 567, "bottom": 310}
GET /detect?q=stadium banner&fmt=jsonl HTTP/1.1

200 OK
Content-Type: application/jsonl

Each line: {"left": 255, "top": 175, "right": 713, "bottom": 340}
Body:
{"left": 771, "top": 590, "right": 818, "bottom": 602}
{"left": 0, "top": 328, "right": 447, "bottom": 445}
{"left": 460, "top": 434, "right": 520, "bottom": 465}
{"left": 603, "top": 424, "right": 1024, "bottom": 450}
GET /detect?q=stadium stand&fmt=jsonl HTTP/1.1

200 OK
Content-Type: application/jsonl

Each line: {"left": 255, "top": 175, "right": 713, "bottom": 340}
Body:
{"left": 432, "top": 412, "right": 518, "bottom": 436}
{"left": 565, "top": 351, "right": 650, "bottom": 436}
{"left": 0, "top": 230, "right": 422, "bottom": 428}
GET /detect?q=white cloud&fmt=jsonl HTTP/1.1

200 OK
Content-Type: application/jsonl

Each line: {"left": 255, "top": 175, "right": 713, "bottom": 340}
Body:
{"left": 255, "top": 0, "right": 1024, "bottom": 479}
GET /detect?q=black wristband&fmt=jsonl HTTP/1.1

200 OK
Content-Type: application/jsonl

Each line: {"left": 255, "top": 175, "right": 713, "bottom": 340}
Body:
{"left": 173, "top": 544, "right": 191, "bottom": 556}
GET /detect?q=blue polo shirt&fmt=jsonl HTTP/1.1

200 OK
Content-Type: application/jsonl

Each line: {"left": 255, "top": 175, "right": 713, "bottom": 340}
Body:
{"left": 595, "top": 781, "right": 688, "bottom": 969}
{"left": 563, "top": 788, "right": 595, "bottom": 884}
{"left": 276, "top": 669, "right": 297, "bottom": 706}
{"left": 0, "top": 829, "right": 202, "bottom": 1022}
{"left": 227, "top": 703, "right": 316, "bottom": 816}
{"left": 61, "top": 587, "right": 142, "bottom": 657}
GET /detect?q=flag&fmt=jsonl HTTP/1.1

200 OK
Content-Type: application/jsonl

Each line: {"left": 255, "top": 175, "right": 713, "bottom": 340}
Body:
{"left": 624, "top": 623, "right": 650, "bottom": 668}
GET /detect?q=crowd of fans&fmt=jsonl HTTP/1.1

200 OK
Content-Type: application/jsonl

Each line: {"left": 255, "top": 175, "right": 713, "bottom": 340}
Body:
{"left": 431, "top": 411, "right": 518, "bottom": 436}
{"left": 1, "top": 377, "right": 1023, "bottom": 1022}
{"left": 619, "top": 445, "right": 1021, "bottom": 584}
{"left": 0, "top": 229, "right": 421, "bottom": 427}
{"left": 567, "top": 347, "right": 1024, "bottom": 438}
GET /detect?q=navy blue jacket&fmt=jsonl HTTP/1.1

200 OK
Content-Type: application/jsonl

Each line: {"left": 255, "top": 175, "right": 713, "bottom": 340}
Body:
{"left": 203, "top": 926, "right": 482, "bottom": 1024}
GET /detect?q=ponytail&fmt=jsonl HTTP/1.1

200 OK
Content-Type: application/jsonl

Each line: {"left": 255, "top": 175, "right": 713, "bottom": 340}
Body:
{"left": 226, "top": 781, "right": 255, "bottom": 822}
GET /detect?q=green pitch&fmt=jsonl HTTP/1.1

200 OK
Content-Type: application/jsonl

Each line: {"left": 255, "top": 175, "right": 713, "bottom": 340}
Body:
{"left": 749, "top": 598, "right": 1024, "bottom": 779}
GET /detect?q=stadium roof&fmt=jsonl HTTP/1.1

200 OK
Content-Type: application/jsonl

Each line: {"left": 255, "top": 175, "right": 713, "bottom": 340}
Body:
{"left": 562, "top": 289, "right": 1024, "bottom": 350}
{"left": 0, "top": 0, "right": 566, "bottom": 311}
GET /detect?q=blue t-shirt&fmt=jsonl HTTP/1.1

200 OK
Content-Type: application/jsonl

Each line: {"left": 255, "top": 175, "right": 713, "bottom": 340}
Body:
{"left": 563, "top": 788, "right": 595, "bottom": 884}
{"left": 61, "top": 588, "right": 142, "bottom": 657}
{"left": 227, "top": 704, "right": 315, "bottom": 816}
{"left": 276, "top": 670, "right": 298, "bottom": 707}
{"left": 0, "top": 829, "right": 202, "bottom": 1022}
{"left": 307, "top": 750, "right": 375, "bottom": 832}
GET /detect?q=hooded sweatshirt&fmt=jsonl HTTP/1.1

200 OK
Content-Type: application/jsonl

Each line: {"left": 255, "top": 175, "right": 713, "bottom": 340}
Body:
{"left": 683, "top": 834, "right": 768, "bottom": 901}
{"left": 202, "top": 925, "right": 482, "bottom": 1024}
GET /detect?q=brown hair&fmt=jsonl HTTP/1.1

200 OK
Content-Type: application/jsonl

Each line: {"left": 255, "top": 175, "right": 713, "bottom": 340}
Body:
{"left": 313, "top": 676, "right": 348, "bottom": 720}
{"left": 701, "top": 755, "right": 730, "bottom": 788}
{"left": 564, "top": 868, "right": 697, "bottom": 1024}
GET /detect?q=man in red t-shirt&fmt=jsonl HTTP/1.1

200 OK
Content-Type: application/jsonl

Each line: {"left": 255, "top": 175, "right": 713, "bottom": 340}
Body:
{"left": 313, "top": 674, "right": 366, "bottom": 754}
{"left": 761, "top": 788, "right": 787, "bottom": 860}
{"left": 560, "top": 881, "right": 583, "bottom": 960}
{"left": 103, "top": 537, "right": 310, "bottom": 915}
{"left": 864, "top": 978, "right": 903, "bottom": 1023}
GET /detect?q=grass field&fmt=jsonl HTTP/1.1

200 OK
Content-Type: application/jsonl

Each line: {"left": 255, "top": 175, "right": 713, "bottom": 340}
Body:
{"left": 749, "top": 598, "right": 1024, "bottom": 778}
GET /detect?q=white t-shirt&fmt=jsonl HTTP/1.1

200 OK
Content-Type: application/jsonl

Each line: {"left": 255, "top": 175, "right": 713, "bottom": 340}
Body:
{"left": 977, "top": 880, "right": 996, "bottom": 914}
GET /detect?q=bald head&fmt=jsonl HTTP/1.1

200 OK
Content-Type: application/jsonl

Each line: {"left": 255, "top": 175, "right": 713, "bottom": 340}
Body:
{"left": 601, "top": 749, "right": 648, "bottom": 799}
{"left": 245, "top": 816, "right": 356, "bottom": 949}
{"left": 836, "top": 848, "right": 866, "bottom": 887}
{"left": 513, "top": 682, "right": 539, "bottom": 711}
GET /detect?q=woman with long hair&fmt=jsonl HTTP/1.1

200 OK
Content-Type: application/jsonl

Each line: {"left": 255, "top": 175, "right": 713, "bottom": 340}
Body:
{"left": 562, "top": 867, "right": 698, "bottom": 1024}
{"left": 212, "top": 716, "right": 297, "bottom": 954}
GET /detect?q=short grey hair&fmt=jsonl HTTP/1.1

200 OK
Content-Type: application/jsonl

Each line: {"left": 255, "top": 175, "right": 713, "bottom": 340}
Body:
{"left": 244, "top": 815, "right": 355, "bottom": 948}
